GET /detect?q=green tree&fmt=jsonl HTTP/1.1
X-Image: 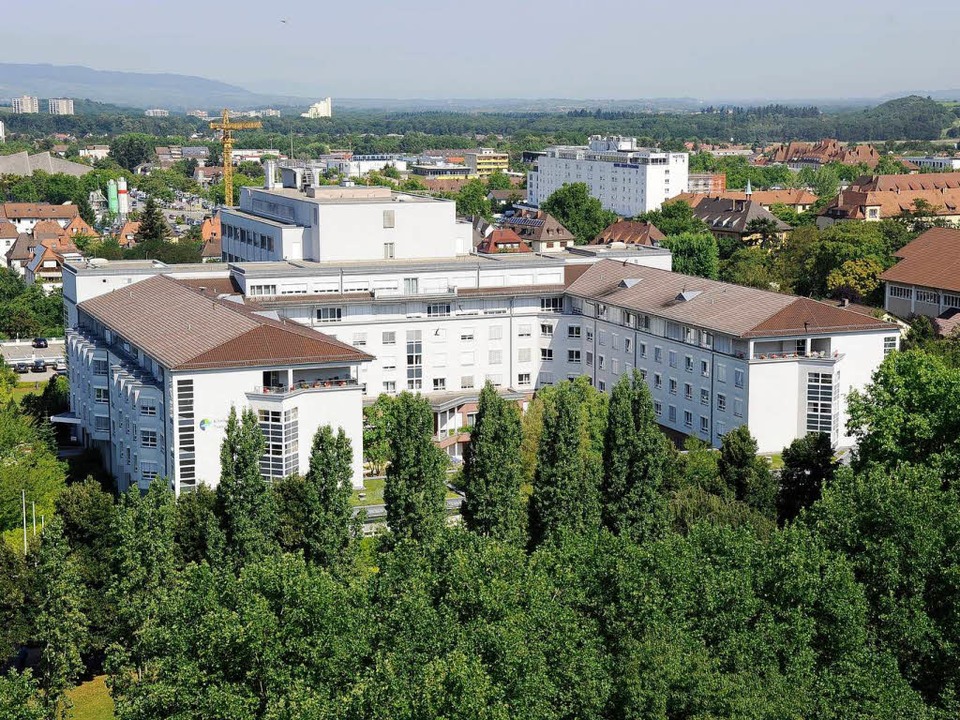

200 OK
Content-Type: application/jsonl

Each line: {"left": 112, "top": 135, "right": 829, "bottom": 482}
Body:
{"left": 485, "top": 171, "right": 513, "bottom": 190}
{"left": 460, "top": 382, "right": 525, "bottom": 541}
{"left": 529, "top": 381, "right": 601, "bottom": 545}
{"left": 109, "top": 134, "right": 154, "bottom": 171}
{"left": 363, "top": 394, "right": 395, "bottom": 476}
{"left": 173, "top": 483, "right": 220, "bottom": 566}
{"left": 812, "top": 165, "right": 840, "bottom": 198}
{"left": 635, "top": 200, "right": 708, "bottom": 236}
{"left": 216, "top": 407, "right": 278, "bottom": 565}
{"left": 541, "top": 182, "right": 617, "bottom": 245}
{"left": 601, "top": 372, "right": 673, "bottom": 541}
{"left": 301, "top": 425, "right": 356, "bottom": 566}
{"left": 661, "top": 231, "right": 720, "bottom": 279}
{"left": 826, "top": 256, "right": 885, "bottom": 302}
{"left": 0, "top": 670, "right": 44, "bottom": 720}
{"left": 777, "top": 432, "right": 837, "bottom": 524}
{"left": 32, "top": 518, "right": 87, "bottom": 720}
{"left": 718, "top": 425, "right": 775, "bottom": 517}
{"left": 744, "top": 216, "right": 784, "bottom": 248}
{"left": 0, "top": 541, "right": 31, "bottom": 658}
{"left": 383, "top": 392, "right": 448, "bottom": 542}
{"left": 720, "top": 246, "right": 773, "bottom": 289}
{"left": 455, "top": 179, "right": 492, "bottom": 219}
{"left": 135, "top": 195, "right": 169, "bottom": 244}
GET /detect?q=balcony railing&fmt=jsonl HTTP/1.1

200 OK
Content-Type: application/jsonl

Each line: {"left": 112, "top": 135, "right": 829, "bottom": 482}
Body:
{"left": 750, "top": 351, "right": 843, "bottom": 362}
{"left": 250, "top": 378, "right": 359, "bottom": 396}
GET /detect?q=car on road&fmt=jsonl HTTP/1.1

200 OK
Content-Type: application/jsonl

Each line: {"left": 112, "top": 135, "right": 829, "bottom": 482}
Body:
{"left": 31, "top": 359, "right": 46, "bottom": 373}
{"left": 32, "top": 337, "right": 48, "bottom": 348}
{"left": 14, "top": 362, "right": 28, "bottom": 374}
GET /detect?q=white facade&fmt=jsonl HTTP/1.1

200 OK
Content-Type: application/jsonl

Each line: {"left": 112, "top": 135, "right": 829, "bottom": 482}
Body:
{"left": 12, "top": 96, "right": 39, "bottom": 114}
{"left": 528, "top": 136, "right": 689, "bottom": 216}
{"left": 144, "top": 108, "right": 169, "bottom": 117}
{"left": 301, "top": 98, "right": 332, "bottom": 118}
{"left": 327, "top": 156, "right": 409, "bottom": 178}
{"left": 901, "top": 156, "right": 960, "bottom": 171}
{"left": 47, "top": 98, "right": 74, "bottom": 115}
{"left": 221, "top": 184, "right": 471, "bottom": 263}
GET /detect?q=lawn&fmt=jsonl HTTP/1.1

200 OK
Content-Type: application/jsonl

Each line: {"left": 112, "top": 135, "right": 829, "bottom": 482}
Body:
{"left": 351, "top": 477, "right": 461, "bottom": 506}
{"left": 11, "top": 382, "right": 41, "bottom": 401}
{"left": 68, "top": 675, "right": 114, "bottom": 720}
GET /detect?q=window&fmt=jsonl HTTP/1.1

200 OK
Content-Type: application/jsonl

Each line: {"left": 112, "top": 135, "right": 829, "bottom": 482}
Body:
{"left": 383, "top": 380, "right": 396, "bottom": 393}
{"left": 258, "top": 407, "right": 299, "bottom": 480}
{"left": 598, "top": 379, "right": 606, "bottom": 392}
{"left": 383, "top": 242, "right": 395, "bottom": 259}
{"left": 316, "top": 307, "right": 342, "bottom": 323}
{"left": 518, "top": 373, "right": 531, "bottom": 385}
{"left": 518, "top": 324, "right": 532, "bottom": 338}
{"left": 624, "top": 337, "right": 632, "bottom": 353}
{"left": 717, "top": 393, "right": 727, "bottom": 412}
{"left": 461, "top": 376, "right": 475, "bottom": 389}
{"left": 95, "top": 388, "right": 108, "bottom": 404}
{"left": 140, "top": 429, "right": 158, "bottom": 448}
{"left": 612, "top": 358, "right": 620, "bottom": 374}
{"left": 461, "top": 328, "right": 475, "bottom": 341}
{"left": 702, "top": 332, "right": 714, "bottom": 349}
{"left": 489, "top": 349, "right": 503, "bottom": 364}
{"left": 490, "top": 325, "right": 503, "bottom": 340}
{"left": 668, "top": 405, "right": 677, "bottom": 423}
{"left": 654, "top": 373, "right": 662, "bottom": 389}
{"left": 654, "top": 401, "right": 662, "bottom": 417}
{"left": 639, "top": 342, "right": 647, "bottom": 358}
{"left": 716, "top": 421, "right": 726, "bottom": 438}
{"left": 539, "top": 372, "right": 555, "bottom": 385}
{"left": 568, "top": 350, "right": 581, "bottom": 363}
{"left": 383, "top": 209, "right": 395, "bottom": 228}
{"left": 433, "top": 378, "right": 446, "bottom": 391}
{"left": 685, "top": 355, "right": 694, "bottom": 372}
{"left": 541, "top": 297, "right": 563, "bottom": 313}
{"left": 541, "top": 348, "right": 554, "bottom": 361}
{"left": 916, "top": 289, "right": 939, "bottom": 304}
{"left": 598, "top": 355, "right": 606, "bottom": 370}
{"left": 700, "top": 416, "right": 709, "bottom": 434}
{"left": 612, "top": 334, "right": 621, "bottom": 351}
{"left": 734, "top": 368, "right": 745, "bottom": 388}
{"left": 567, "top": 325, "right": 580, "bottom": 338}
{"left": 518, "top": 348, "right": 532, "bottom": 363}
{"left": 141, "top": 463, "right": 159, "bottom": 483}
{"left": 92, "top": 359, "right": 108, "bottom": 375}
{"left": 717, "top": 364, "right": 727, "bottom": 383}
{"left": 460, "top": 351, "right": 476, "bottom": 365}
{"left": 94, "top": 415, "right": 109, "bottom": 431}
{"left": 541, "top": 323, "right": 555, "bottom": 337}
{"left": 669, "top": 350, "right": 678, "bottom": 368}
{"left": 406, "top": 330, "right": 423, "bottom": 390}
{"left": 586, "top": 329, "right": 594, "bottom": 343}
{"left": 700, "top": 388, "right": 709, "bottom": 405}
{"left": 683, "top": 410, "right": 693, "bottom": 428}
{"left": 352, "top": 333, "right": 367, "bottom": 347}
{"left": 485, "top": 374, "right": 503, "bottom": 387}
{"left": 586, "top": 351, "right": 594, "bottom": 367}
{"left": 427, "top": 303, "right": 451, "bottom": 317}
{"left": 382, "top": 356, "right": 397, "bottom": 370}
{"left": 684, "top": 382, "right": 693, "bottom": 400}
{"left": 806, "top": 372, "right": 836, "bottom": 434}
{"left": 654, "top": 346, "right": 663, "bottom": 363}
{"left": 700, "top": 360, "right": 710, "bottom": 377}
{"left": 403, "top": 277, "right": 419, "bottom": 295}
{"left": 889, "top": 285, "right": 912, "bottom": 299}
{"left": 884, "top": 336, "right": 898, "bottom": 356}
{"left": 382, "top": 331, "right": 396, "bottom": 345}
{"left": 598, "top": 330, "right": 607, "bottom": 346}
{"left": 140, "top": 403, "right": 157, "bottom": 416}
{"left": 249, "top": 284, "right": 276, "bottom": 297}
{"left": 669, "top": 378, "right": 678, "bottom": 395}
{"left": 734, "top": 398, "right": 744, "bottom": 417}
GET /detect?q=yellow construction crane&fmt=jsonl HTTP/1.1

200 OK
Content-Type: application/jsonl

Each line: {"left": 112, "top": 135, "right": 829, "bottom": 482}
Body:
{"left": 210, "top": 109, "right": 262, "bottom": 206}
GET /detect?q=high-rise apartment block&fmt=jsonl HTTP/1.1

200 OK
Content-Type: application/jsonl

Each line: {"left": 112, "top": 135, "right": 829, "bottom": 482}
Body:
{"left": 47, "top": 98, "right": 75, "bottom": 115}
{"left": 12, "top": 95, "right": 39, "bottom": 114}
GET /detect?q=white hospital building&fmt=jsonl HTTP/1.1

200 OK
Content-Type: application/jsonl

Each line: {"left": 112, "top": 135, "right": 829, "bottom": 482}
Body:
{"left": 58, "top": 171, "right": 898, "bottom": 494}
{"left": 527, "top": 136, "right": 690, "bottom": 216}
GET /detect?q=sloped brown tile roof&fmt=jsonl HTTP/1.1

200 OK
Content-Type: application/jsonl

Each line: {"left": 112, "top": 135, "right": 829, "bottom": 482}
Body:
{"left": 853, "top": 173, "right": 960, "bottom": 192}
{"left": 476, "top": 228, "right": 532, "bottom": 254}
{"left": 423, "top": 178, "right": 470, "bottom": 193}
{"left": 64, "top": 216, "right": 98, "bottom": 238}
{"left": 881, "top": 227, "right": 960, "bottom": 293}
{"left": 6, "top": 233, "right": 34, "bottom": 262}
{"left": 0, "top": 203, "right": 79, "bottom": 221}
{"left": 501, "top": 210, "right": 575, "bottom": 244}
{"left": 201, "top": 214, "right": 221, "bottom": 242}
{"left": 201, "top": 236, "right": 222, "bottom": 259}
{"left": 671, "top": 189, "right": 817, "bottom": 208}
{"left": 78, "top": 275, "right": 372, "bottom": 370}
{"left": 592, "top": 220, "right": 665, "bottom": 246}
{"left": 691, "top": 198, "right": 791, "bottom": 233}
{"left": 0, "top": 220, "right": 17, "bottom": 239}
{"left": 824, "top": 187, "right": 960, "bottom": 220}
{"left": 32, "top": 220, "right": 67, "bottom": 239}
{"left": 567, "top": 260, "right": 893, "bottom": 338}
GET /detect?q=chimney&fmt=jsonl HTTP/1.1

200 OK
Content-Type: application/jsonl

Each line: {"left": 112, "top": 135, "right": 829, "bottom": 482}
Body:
{"left": 263, "top": 160, "right": 277, "bottom": 190}
{"left": 841, "top": 298, "right": 849, "bottom": 307}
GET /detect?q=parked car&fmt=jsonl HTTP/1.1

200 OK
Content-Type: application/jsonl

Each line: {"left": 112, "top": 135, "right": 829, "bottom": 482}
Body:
{"left": 32, "top": 337, "right": 48, "bottom": 348}
{"left": 14, "top": 362, "right": 28, "bottom": 374}
{"left": 31, "top": 359, "right": 46, "bottom": 373}
{"left": 54, "top": 361, "right": 67, "bottom": 371}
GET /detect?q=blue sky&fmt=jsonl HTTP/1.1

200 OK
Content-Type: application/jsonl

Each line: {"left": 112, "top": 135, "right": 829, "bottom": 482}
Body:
{"left": 4, "top": 0, "right": 957, "bottom": 99}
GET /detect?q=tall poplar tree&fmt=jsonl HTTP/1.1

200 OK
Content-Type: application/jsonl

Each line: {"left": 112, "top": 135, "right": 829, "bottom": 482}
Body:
{"left": 383, "top": 392, "right": 447, "bottom": 542}
{"left": 216, "top": 406, "right": 278, "bottom": 564}
{"left": 136, "top": 195, "right": 169, "bottom": 243}
{"left": 601, "top": 372, "right": 673, "bottom": 541}
{"left": 528, "top": 380, "right": 600, "bottom": 546}
{"left": 461, "top": 382, "right": 525, "bottom": 542}
{"left": 302, "top": 424, "right": 356, "bottom": 566}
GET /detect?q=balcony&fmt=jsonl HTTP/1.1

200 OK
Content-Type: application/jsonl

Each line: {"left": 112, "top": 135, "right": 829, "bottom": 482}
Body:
{"left": 248, "top": 377, "right": 359, "bottom": 398}
{"left": 750, "top": 350, "right": 843, "bottom": 363}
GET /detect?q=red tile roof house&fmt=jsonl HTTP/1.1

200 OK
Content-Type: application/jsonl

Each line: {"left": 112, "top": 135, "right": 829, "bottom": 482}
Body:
{"left": 880, "top": 227, "right": 960, "bottom": 324}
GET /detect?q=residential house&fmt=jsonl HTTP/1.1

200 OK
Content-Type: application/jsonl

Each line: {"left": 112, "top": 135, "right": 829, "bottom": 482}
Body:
{"left": 6, "top": 233, "right": 34, "bottom": 276}
{"left": 672, "top": 188, "right": 818, "bottom": 214}
{"left": 25, "top": 237, "right": 81, "bottom": 292}
{"left": 500, "top": 209, "right": 576, "bottom": 253}
{"left": 0, "top": 202, "right": 79, "bottom": 233}
{"left": 768, "top": 139, "right": 881, "bottom": 169}
{"left": 880, "top": 227, "right": 960, "bottom": 323}
{"left": 688, "top": 197, "right": 791, "bottom": 246}
{"left": 819, "top": 173, "right": 960, "bottom": 226}
{"left": 0, "top": 220, "right": 18, "bottom": 257}
{"left": 475, "top": 229, "right": 532, "bottom": 254}
{"left": 591, "top": 220, "right": 666, "bottom": 246}
{"left": 64, "top": 216, "right": 99, "bottom": 240}
{"left": 117, "top": 221, "right": 141, "bottom": 249}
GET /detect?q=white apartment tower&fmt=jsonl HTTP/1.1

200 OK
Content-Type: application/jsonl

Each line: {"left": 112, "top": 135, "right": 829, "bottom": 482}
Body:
{"left": 47, "top": 98, "right": 75, "bottom": 115}
{"left": 12, "top": 95, "right": 40, "bottom": 114}
{"left": 301, "top": 98, "right": 333, "bottom": 118}
{"left": 528, "top": 135, "right": 689, "bottom": 216}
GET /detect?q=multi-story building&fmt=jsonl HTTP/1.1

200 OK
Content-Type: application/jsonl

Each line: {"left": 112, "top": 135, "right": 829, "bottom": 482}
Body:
{"left": 900, "top": 155, "right": 960, "bottom": 171}
{"left": 687, "top": 172, "right": 726, "bottom": 194}
{"left": 819, "top": 173, "right": 960, "bottom": 226}
{"left": 326, "top": 155, "right": 409, "bottom": 179}
{"left": 63, "top": 272, "right": 371, "bottom": 494}
{"left": 144, "top": 108, "right": 169, "bottom": 117}
{"left": 881, "top": 227, "right": 960, "bottom": 321}
{"left": 527, "top": 136, "right": 689, "bottom": 215}
{"left": 0, "top": 202, "right": 79, "bottom": 233}
{"left": 464, "top": 148, "right": 509, "bottom": 177}
{"left": 301, "top": 98, "right": 332, "bottom": 118}
{"left": 47, "top": 98, "right": 74, "bottom": 115}
{"left": 12, "top": 95, "right": 39, "bottom": 114}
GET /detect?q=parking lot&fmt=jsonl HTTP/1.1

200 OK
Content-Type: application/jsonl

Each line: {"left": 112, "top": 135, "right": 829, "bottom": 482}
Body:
{"left": 1, "top": 339, "right": 65, "bottom": 384}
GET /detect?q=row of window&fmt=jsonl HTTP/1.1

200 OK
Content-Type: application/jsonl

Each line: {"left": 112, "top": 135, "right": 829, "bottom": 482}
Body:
{"left": 382, "top": 372, "right": 533, "bottom": 394}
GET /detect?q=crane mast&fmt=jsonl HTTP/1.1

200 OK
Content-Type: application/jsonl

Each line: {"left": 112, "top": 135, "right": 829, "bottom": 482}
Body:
{"left": 210, "top": 109, "right": 262, "bottom": 206}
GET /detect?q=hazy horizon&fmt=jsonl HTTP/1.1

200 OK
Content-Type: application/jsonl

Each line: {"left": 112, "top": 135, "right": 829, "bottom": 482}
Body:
{"left": 5, "top": 0, "right": 959, "bottom": 100}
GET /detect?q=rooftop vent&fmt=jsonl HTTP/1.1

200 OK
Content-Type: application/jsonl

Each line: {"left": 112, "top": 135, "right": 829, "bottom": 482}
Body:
{"left": 676, "top": 290, "right": 702, "bottom": 302}
{"left": 619, "top": 278, "right": 641, "bottom": 289}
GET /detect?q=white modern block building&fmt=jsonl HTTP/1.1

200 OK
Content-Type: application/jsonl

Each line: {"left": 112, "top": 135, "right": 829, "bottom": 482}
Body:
{"left": 12, "top": 95, "right": 39, "bottom": 114}
{"left": 47, "top": 98, "right": 74, "bottom": 115}
{"left": 527, "top": 136, "right": 689, "bottom": 216}
{"left": 63, "top": 274, "right": 371, "bottom": 494}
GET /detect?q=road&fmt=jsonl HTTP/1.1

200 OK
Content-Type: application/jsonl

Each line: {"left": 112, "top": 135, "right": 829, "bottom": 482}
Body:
{"left": 1, "top": 339, "right": 65, "bottom": 383}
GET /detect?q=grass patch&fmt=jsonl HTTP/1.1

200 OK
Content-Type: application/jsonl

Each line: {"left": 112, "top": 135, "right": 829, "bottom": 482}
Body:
{"left": 765, "top": 453, "right": 784, "bottom": 470}
{"left": 351, "top": 476, "right": 461, "bottom": 506}
{"left": 68, "top": 675, "right": 114, "bottom": 720}
{"left": 11, "top": 383, "right": 41, "bottom": 401}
